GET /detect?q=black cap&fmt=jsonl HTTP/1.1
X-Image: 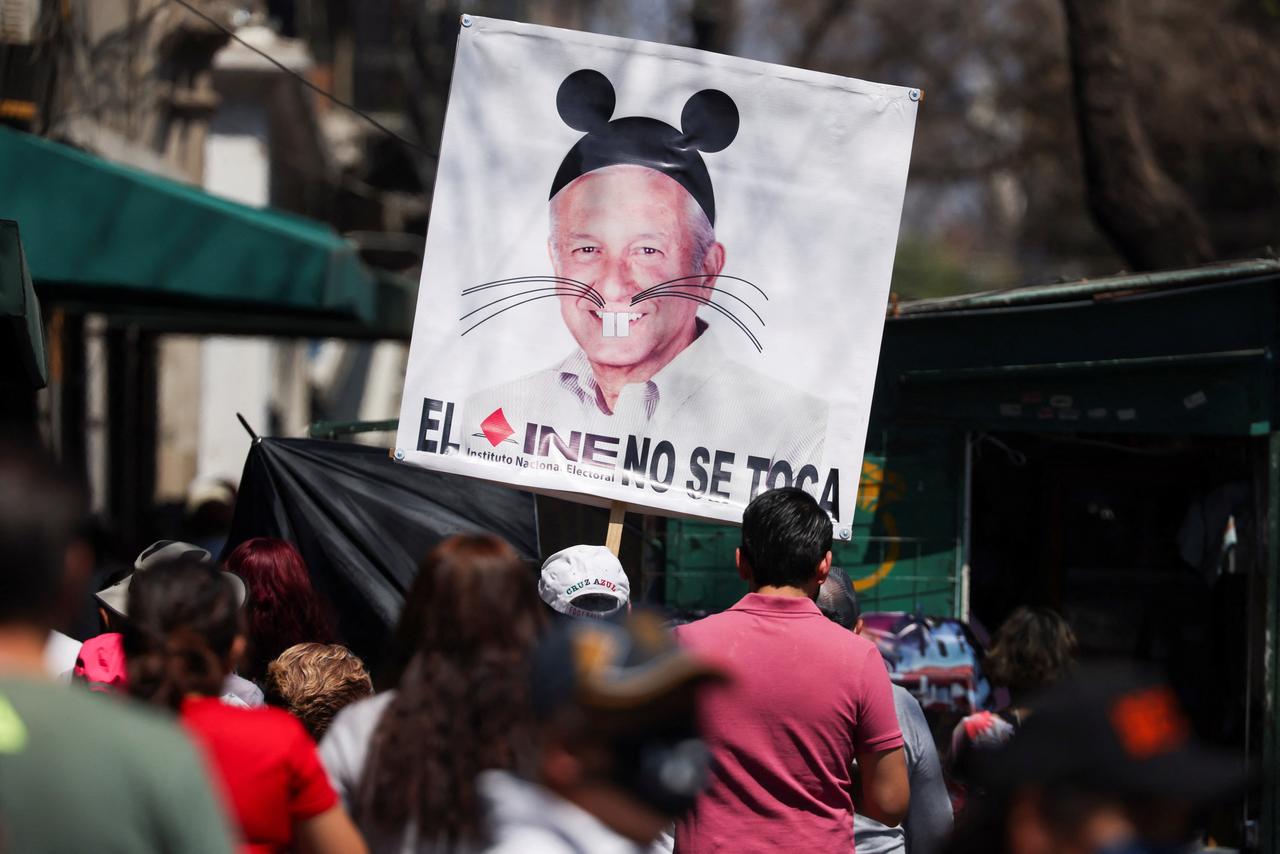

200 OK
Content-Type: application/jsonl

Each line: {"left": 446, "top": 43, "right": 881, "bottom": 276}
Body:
{"left": 549, "top": 69, "right": 739, "bottom": 226}
{"left": 980, "top": 663, "right": 1249, "bottom": 805}
{"left": 531, "top": 609, "right": 726, "bottom": 728}
{"left": 816, "top": 566, "right": 860, "bottom": 630}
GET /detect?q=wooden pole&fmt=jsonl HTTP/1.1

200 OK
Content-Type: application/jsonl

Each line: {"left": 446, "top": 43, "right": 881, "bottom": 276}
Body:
{"left": 605, "top": 501, "right": 626, "bottom": 556}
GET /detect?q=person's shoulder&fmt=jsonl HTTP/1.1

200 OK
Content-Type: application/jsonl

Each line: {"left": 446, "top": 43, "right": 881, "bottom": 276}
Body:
{"left": 465, "top": 358, "right": 570, "bottom": 407}
{"left": 77, "top": 631, "right": 123, "bottom": 658}
{"left": 0, "top": 679, "right": 231, "bottom": 852}
{"left": 325, "top": 690, "right": 394, "bottom": 744}
{"left": 7, "top": 677, "right": 156, "bottom": 727}
{"left": 17, "top": 680, "right": 205, "bottom": 764}
{"left": 891, "top": 682, "right": 921, "bottom": 709}
{"left": 956, "top": 709, "right": 996, "bottom": 731}
{"left": 716, "top": 357, "right": 829, "bottom": 415}
{"left": 806, "top": 616, "right": 880, "bottom": 650}
{"left": 44, "top": 630, "right": 81, "bottom": 678}
{"left": 467, "top": 370, "right": 549, "bottom": 401}
{"left": 672, "top": 608, "right": 740, "bottom": 643}
{"left": 251, "top": 703, "right": 314, "bottom": 739}
{"left": 222, "top": 673, "right": 263, "bottom": 707}
{"left": 891, "top": 685, "right": 930, "bottom": 737}
{"left": 485, "top": 828, "right": 582, "bottom": 854}
{"left": 953, "top": 709, "right": 1014, "bottom": 747}
{"left": 186, "top": 696, "right": 310, "bottom": 742}
{"left": 479, "top": 770, "right": 598, "bottom": 854}
{"left": 822, "top": 627, "right": 895, "bottom": 674}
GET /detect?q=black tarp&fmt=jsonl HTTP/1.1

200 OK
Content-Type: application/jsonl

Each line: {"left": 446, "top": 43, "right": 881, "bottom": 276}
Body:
{"left": 223, "top": 437, "right": 540, "bottom": 665}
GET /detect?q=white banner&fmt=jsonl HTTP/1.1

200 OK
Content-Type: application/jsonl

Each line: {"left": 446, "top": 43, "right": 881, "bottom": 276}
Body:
{"left": 395, "top": 15, "right": 919, "bottom": 533}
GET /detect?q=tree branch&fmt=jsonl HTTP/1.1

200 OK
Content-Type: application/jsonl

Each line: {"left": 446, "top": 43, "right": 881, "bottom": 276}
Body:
{"left": 1061, "top": 0, "right": 1214, "bottom": 269}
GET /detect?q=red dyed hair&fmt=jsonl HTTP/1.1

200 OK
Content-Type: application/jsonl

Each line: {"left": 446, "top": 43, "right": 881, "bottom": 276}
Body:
{"left": 225, "top": 537, "right": 336, "bottom": 681}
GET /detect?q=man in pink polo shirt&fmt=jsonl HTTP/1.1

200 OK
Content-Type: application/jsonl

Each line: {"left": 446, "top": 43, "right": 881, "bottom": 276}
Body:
{"left": 673, "top": 488, "right": 909, "bottom": 852}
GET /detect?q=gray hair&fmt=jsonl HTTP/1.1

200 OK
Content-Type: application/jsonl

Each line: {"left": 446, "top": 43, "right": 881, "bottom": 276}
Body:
{"left": 686, "top": 195, "right": 716, "bottom": 272}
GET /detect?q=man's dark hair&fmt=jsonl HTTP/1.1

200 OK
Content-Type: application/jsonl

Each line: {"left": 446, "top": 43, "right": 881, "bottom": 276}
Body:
{"left": 740, "top": 488, "right": 833, "bottom": 588}
{"left": 0, "top": 443, "right": 86, "bottom": 626}
{"left": 124, "top": 556, "right": 242, "bottom": 710}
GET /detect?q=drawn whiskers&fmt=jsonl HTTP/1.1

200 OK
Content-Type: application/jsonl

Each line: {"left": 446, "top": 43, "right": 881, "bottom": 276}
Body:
{"left": 459, "top": 276, "right": 603, "bottom": 336}
{"left": 458, "top": 273, "right": 768, "bottom": 353}
{"left": 631, "top": 274, "right": 768, "bottom": 352}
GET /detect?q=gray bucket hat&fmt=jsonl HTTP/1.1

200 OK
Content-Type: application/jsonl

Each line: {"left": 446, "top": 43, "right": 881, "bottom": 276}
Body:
{"left": 94, "top": 540, "right": 247, "bottom": 619}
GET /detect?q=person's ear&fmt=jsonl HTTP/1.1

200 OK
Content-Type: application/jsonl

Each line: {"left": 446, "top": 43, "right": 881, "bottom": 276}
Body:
{"left": 229, "top": 635, "right": 248, "bottom": 670}
{"left": 702, "top": 242, "right": 726, "bottom": 279}
{"left": 541, "top": 744, "right": 586, "bottom": 790}
{"left": 735, "top": 547, "right": 750, "bottom": 583}
{"left": 815, "top": 550, "right": 832, "bottom": 585}
{"left": 854, "top": 618, "right": 865, "bottom": 636}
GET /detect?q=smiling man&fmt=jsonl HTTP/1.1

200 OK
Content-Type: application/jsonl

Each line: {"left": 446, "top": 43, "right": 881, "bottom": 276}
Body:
{"left": 461, "top": 70, "right": 828, "bottom": 493}
{"left": 550, "top": 164, "right": 719, "bottom": 413}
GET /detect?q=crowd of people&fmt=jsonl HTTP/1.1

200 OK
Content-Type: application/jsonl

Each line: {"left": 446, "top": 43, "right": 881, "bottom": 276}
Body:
{"left": 0, "top": 442, "right": 1252, "bottom": 853}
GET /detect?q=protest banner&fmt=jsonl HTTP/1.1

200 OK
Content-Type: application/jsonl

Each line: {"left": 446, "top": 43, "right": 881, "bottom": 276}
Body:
{"left": 395, "top": 14, "right": 919, "bottom": 535}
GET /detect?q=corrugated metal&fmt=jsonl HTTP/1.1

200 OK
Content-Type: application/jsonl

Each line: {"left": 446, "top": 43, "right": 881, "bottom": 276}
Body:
{"left": 893, "top": 258, "right": 1280, "bottom": 317}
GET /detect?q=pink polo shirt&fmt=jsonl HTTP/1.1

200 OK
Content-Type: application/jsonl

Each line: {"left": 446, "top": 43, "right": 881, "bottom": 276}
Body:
{"left": 674, "top": 593, "right": 904, "bottom": 853}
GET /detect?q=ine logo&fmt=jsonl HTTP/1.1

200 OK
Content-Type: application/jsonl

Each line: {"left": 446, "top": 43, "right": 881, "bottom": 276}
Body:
{"left": 480, "top": 408, "right": 516, "bottom": 446}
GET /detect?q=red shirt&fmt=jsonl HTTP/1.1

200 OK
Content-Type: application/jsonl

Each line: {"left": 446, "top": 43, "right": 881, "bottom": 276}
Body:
{"left": 180, "top": 697, "right": 337, "bottom": 854}
{"left": 674, "top": 593, "right": 904, "bottom": 853}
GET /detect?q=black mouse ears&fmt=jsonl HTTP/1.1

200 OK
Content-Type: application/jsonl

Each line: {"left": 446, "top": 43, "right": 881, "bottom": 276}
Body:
{"left": 556, "top": 69, "right": 615, "bottom": 132}
{"left": 556, "top": 69, "right": 739, "bottom": 153}
{"left": 680, "top": 88, "right": 739, "bottom": 153}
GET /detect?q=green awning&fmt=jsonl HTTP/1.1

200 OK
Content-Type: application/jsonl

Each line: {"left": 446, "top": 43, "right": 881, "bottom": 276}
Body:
{"left": 0, "top": 126, "right": 376, "bottom": 324}
{"left": 0, "top": 219, "right": 47, "bottom": 389}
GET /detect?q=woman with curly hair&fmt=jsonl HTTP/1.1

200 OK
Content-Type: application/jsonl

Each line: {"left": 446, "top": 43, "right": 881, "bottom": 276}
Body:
{"left": 319, "top": 533, "right": 546, "bottom": 853}
{"left": 264, "top": 643, "right": 373, "bottom": 740}
{"left": 949, "top": 607, "right": 1078, "bottom": 809}
{"left": 225, "top": 537, "right": 336, "bottom": 683}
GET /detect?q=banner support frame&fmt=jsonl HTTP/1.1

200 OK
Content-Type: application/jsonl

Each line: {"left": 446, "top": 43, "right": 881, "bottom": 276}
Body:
{"left": 605, "top": 501, "right": 627, "bottom": 556}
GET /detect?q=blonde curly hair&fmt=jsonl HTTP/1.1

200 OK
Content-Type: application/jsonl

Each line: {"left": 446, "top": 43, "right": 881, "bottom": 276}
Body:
{"left": 264, "top": 642, "right": 373, "bottom": 739}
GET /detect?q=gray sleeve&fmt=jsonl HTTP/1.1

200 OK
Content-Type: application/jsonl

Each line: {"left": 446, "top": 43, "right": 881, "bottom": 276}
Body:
{"left": 898, "top": 691, "right": 953, "bottom": 854}
{"left": 156, "top": 732, "right": 238, "bottom": 854}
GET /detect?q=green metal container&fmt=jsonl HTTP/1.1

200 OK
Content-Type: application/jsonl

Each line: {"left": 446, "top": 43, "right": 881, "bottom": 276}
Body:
{"left": 663, "top": 425, "right": 963, "bottom": 616}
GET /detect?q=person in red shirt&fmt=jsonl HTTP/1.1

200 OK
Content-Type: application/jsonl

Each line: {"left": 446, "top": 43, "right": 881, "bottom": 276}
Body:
{"left": 124, "top": 554, "right": 366, "bottom": 854}
{"left": 673, "top": 487, "right": 911, "bottom": 853}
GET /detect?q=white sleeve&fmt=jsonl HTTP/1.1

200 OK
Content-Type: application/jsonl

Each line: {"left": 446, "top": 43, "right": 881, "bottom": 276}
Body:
{"left": 318, "top": 713, "right": 362, "bottom": 808}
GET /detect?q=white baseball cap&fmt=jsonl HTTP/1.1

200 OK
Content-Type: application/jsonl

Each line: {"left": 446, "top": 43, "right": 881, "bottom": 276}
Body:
{"left": 538, "top": 545, "right": 630, "bottom": 619}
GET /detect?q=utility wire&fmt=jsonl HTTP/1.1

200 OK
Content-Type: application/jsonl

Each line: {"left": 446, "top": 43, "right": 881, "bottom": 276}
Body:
{"left": 166, "top": 0, "right": 435, "bottom": 158}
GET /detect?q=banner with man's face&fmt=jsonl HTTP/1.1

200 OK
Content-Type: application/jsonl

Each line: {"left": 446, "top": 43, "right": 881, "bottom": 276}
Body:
{"left": 395, "top": 16, "right": 919, "bottom": 534}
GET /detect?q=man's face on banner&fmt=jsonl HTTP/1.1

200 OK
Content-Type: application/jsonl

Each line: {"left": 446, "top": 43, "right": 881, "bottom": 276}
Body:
{"left": 549, "top": 165, "right": 725, "bottom": 373}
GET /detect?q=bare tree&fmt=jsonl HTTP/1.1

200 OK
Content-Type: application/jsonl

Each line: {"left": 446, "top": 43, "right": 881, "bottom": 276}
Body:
{"left": 690, "top": 0, "right": 737, "bottom": 54}
{"left": 377, "top": 0, "right": 1279, "bottom": 294}
{"left": 1061, "top": 0, "right": 1214, "bottom": 269}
